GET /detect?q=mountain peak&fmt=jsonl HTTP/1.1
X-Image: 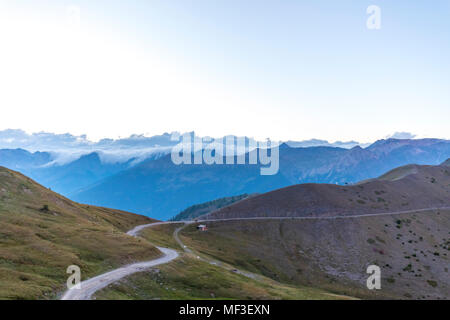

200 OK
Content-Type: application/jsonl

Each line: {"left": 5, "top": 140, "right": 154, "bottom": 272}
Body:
{"left": 442, "top": 159, "right": 450, "bottom": 166}
{"left": 279, "top": 142, "right": 292, "bottom": 149}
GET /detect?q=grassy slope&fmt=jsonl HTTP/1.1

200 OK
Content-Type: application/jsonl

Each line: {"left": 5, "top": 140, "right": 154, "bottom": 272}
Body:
{"left": 139, "top": 223, "right": 184, "bottom": 250}
{"left": 180, "top": 210, "right": 449, "bottom": 300}
{"left": 94, "top": 225, "right": 348, "bottom": 300}
{"left": 0, "top": 167, "right": 160, "bottom": 300}
{"left": 94, "top": 255, "right": 344, "bottom": 300}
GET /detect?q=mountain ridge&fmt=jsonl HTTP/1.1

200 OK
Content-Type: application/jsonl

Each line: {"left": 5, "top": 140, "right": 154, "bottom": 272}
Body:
{"left": 72, "top": 140, "right": 450, "bottom": 220}
{"left": 3, "top": 139, "right": 450, "bottom": 220}
{"left": 205, "top": 161, "right": 450, "bottom": 220}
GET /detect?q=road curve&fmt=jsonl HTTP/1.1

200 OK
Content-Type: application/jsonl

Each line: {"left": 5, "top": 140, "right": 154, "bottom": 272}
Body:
{"left": 61, "top": 223, "right": 179, "bottom": 300}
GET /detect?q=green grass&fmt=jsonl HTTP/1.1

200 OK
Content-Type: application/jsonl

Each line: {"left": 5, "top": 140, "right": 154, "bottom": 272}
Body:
{"left": 94, "top": 254, "right": 345, "bottom": 300}
{"left": 179, "top": 224, "right": 290, "bottom": 283}
{"left": 139, "top": 223, "right": 184, "bottom": 249}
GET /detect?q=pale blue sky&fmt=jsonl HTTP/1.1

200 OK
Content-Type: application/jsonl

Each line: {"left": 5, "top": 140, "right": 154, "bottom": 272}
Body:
{"left": 0, "top": 0, "right": 449, "bottom": 142}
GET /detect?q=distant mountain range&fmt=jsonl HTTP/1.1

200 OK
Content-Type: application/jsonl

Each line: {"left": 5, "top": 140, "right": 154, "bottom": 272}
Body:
{"left": 71, "top": 138, "right": 450, "bottom": 220}
{"left": 285, "top": 139, "right": 366, "bottom": 149}
{"left": 0, "top": 129, "right": 178, "bottom": 152}
{"left": 0, "top": 129, "right": 366, "bottom": 152}
{"left": 0, "top": 149, "right": 135, "bottom": 195}
{"left": 2, "top": 133, "right": 450, "bottom": 220}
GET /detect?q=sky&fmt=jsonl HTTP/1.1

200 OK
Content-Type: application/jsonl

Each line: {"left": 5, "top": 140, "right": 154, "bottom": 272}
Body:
{"left": 0, "top": 0, "right": 449, "bottom": 142}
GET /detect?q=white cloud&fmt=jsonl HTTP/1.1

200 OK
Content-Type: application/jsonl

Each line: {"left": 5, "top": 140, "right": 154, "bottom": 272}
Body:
{"left": 386, "top": 132, "right": 417, "bottom": 140}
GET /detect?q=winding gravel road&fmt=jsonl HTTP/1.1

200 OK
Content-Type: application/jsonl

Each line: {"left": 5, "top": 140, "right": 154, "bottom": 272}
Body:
{"left": 61, "top": 223, "right": 179, "bottom": 300}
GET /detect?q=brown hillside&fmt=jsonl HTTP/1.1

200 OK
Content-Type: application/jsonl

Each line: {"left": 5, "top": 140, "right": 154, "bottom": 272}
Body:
{"left": 206, "top": 163, "right": 450, "bottom": 219}
{"left": 0, "top": 166, "right": 160, "bottom": 300}
{"left": 183, "top": 209, "right": 450, "bottom": 299}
